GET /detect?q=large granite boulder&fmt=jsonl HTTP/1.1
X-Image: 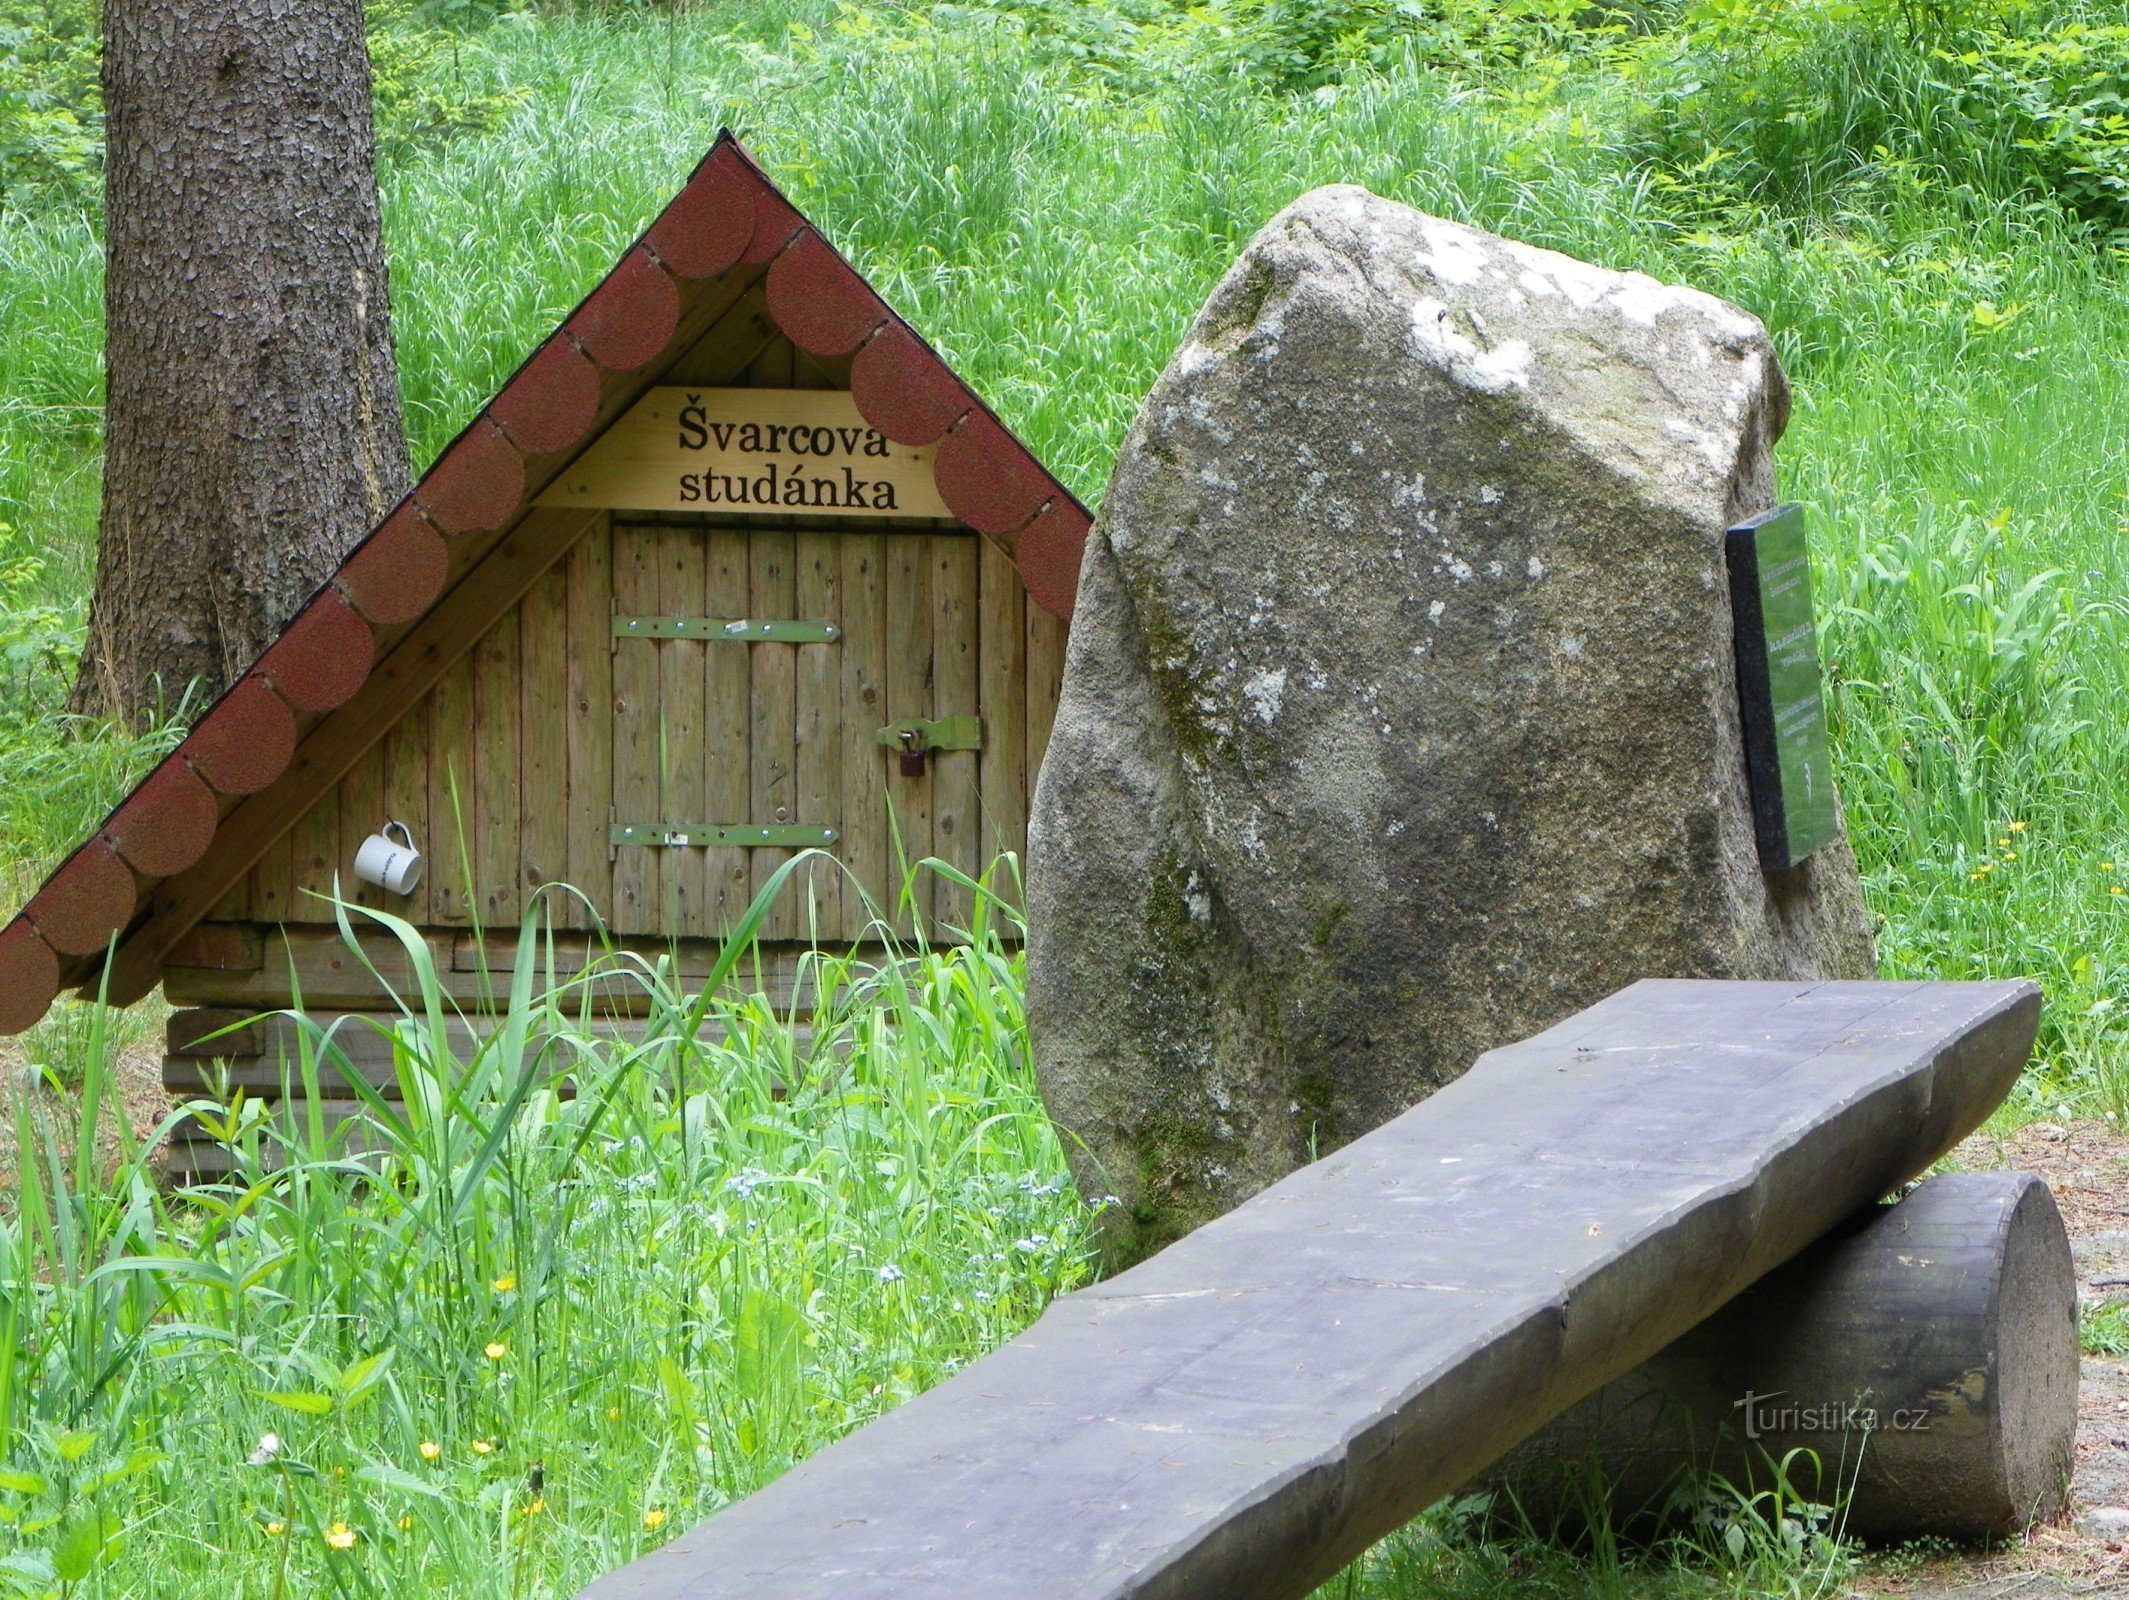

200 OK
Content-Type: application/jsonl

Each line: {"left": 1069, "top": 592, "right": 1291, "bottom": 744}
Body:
{"left": 1026, "top": 186, "right": 1877, "bottom": 1260}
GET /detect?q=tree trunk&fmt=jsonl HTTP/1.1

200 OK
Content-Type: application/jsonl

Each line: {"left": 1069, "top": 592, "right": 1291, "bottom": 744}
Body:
{"left": 76, "top": 0, "right": 408, "bottom": 727}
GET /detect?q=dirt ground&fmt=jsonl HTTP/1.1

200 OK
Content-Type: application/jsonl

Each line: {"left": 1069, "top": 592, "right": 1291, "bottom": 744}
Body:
{"left": 1857, "top": 1121, "right": 2129, "bottom": 1598}
{"left": 0, "top": 1030, "right": 173, "bottom": 1195}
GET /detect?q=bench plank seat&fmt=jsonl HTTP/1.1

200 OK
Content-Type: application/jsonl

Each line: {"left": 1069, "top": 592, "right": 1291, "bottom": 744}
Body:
{"left": 581, "top": 978, "right": 2039, "bottom": 1600}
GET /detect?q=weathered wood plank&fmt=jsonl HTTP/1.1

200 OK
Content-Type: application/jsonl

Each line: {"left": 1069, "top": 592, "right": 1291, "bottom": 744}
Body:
{"left": 577, "top": 978, "right": 2041, "bottom": 1600}
{"left": 1027, "top": 600, "right": 1067, "bottom": 794}
{"left": 838, "top": 533, "right": 888, "bottom": 942}
{"left": 977, "top": 538, "right": 1029, "bottom": 920}
{"left": 794, "top": 530, "right": 843, "bottom": 940}
{"left": 167, "top": 923, "right": 454, "bottom": 1011}
{"left": 659, "top": 524, "right": 709, "bottom": 936}
{"left": 163, "top": 923, "right": 262, "bottom": 973}
{"left": 285, "top": 780, "right": 342, "bottom": 924}
{"left": 931, "top": 534, "right": 980, "bottom": 937}
{"left": 248, "top": 815, "right": 294, "bottom": 925}
{"left": 563, "top": 519, "right": 613, "bottom": 930}
{"left": 452, "top": 929, "right": 829, "bottom": 994}
{"left": 473, "top": 604, "right": 522, "bottom": 928}
{"left": 427, "top": 652, "right": 478, "bottom": 924}
{"left": 160, "top": 923, "right": 848, "bottom": 1015}
{"left": 750, "top": 528, "right": 799, "bottom": 939}
{"left": 381, "top": 700, "right": 433, "bottom": 926}
{"left": 610, "top": 521, "right": 661, "bottom": 935}
{"left": 335, "top": 741, "right": 389, "bottom": 915}
{"left": 884, "top": 534, "right": 933, "bottom": 938}
{"left": 206, "top": 878, "right": 251, "bottom": 924}
{"left": 705, "top": 526, "right": 753, "bottom": 933}
{"left": 520, "top": 559, "right": 571, "bottom": 924}
{"left": 664, "top": 284, "right": 776, "bottom": 388}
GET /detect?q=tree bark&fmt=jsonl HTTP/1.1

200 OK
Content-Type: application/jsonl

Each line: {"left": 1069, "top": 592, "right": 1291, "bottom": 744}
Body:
{"left": 77, "top": 0, "right": 407, "bottom": 727}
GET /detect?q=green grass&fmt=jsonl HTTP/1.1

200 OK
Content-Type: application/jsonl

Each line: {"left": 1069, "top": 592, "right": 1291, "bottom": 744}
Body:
{"left": 6, "top": 860, "right": 1092, "bottom": 1597}
{"left": 2082, "top": 1296, "right": 2129, "bottom": 1357}
{"left": 7, "top": 1, "right": 2129, "bottom": 1595}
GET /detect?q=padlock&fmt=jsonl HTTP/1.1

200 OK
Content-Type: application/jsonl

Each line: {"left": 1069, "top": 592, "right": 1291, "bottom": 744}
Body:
{"left": 897, "top": 727, "right": 925, "bottom": 778}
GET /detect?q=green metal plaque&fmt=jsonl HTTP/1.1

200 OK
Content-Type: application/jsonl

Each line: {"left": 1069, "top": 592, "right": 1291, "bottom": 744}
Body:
{"left": 1726, "top": 505, "right": 1838, "bottom": 870}
{"left": 612, "top": 616, "right": 841, "bottom": 643}
{"left": 612, "top": 824, "right": 838, "bottom": 849}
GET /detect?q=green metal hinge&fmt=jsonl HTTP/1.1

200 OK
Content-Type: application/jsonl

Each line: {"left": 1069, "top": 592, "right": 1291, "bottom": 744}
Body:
{"left": 612, "top": 824, "right": 840, "bottom": 849}
{"left": 613, "top": 616, "right": 841, "bottom": 643}
{"left": 875, "top": 716, "right": 984, "bottom": 754}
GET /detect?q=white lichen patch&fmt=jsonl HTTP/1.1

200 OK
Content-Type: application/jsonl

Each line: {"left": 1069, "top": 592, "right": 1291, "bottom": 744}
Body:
{"left": 1408, "top": 298, "right": 1534, "bottom": 394}
{"left": 1413, "top": 216, "right": 1493, "bottom": 288}
{"left": 1243, "top": 667, "right": 1288, "bottom": 726}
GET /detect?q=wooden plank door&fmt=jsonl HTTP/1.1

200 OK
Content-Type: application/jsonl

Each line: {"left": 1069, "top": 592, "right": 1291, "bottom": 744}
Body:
{"left": 610, "top": 521, "right": 1032, "bottom": 944}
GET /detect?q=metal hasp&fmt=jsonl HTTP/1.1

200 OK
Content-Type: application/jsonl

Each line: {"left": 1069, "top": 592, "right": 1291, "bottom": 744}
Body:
{"left": 612, "top": 616, "right": 841, "bottom": 643}
{"left": 878, "top": 715, "right": 983, "bottom": 778}
{"left": 1726, "top": 504, "right": 1838, "bottom": 871}
{"left": 611, "top": 824, "right": 838, "bottom": 849}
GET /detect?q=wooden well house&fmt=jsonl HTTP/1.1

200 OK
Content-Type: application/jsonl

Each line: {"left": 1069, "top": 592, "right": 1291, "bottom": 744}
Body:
{"left": 0, "top": 135, "right": 1088, "bottom": 1158}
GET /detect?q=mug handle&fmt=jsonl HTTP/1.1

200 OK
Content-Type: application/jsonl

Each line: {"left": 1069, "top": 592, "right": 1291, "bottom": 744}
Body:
{"left": 383, "top": 820, "right": 417, "bottom": 851}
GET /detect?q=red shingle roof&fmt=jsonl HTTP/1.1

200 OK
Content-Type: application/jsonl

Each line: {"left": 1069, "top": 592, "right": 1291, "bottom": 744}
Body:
{"left": 0, "top": 131, "right": 1089, "bottom": 1034}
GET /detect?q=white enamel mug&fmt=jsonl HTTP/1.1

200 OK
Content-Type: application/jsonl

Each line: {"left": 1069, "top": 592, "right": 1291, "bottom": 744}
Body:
{"left": 354, "top": 821, "right": 424, "bottom": 897}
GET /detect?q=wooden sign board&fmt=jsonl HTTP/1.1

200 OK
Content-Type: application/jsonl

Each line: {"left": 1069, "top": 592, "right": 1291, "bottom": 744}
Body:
{"left": 537, "top": 387, "right": 952, "bottom": 518}
{"left": 1727, "top": 504, "right": 1839, "bottom": 870}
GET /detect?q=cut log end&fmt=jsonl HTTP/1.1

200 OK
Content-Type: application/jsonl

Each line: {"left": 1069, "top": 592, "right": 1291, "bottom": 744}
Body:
{"left": 1475, "top": 1170, "right": 2078, "bottom": 1546}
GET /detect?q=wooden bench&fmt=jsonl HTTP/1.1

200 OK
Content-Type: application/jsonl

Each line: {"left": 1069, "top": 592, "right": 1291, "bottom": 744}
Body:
{"left": 578, "top": 978, "right": 2038, "bottom": 1600}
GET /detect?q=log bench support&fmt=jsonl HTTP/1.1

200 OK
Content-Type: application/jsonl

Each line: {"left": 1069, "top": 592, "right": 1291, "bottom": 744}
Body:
{"left": 1479, "top": 1169, "right": 2078, "bottom": 1543}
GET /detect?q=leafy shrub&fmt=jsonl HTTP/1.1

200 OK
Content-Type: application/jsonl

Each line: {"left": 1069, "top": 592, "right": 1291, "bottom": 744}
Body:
{"left": 1617, "top": 0, "right": 2129, "bottom": 236}
{"left": 0, "top": 514, "right": 73, "bottom": 728}
{"left": 1207, "top": 0, "right": 1627, "bottom": 92}
{"left": 826, "top": 0, "right": 1627, "bottom": 96}
{"left": 0, "top": 0, "right": 98, "bottom": 212}
{"left": 367, "top": 0, "right": 524, "bottom": 158}
{"left": 0, "top": 0, "right": 521, "bottom": 213}
{"left": 1954, "top": 20, "right": 2129, "bottom": 237}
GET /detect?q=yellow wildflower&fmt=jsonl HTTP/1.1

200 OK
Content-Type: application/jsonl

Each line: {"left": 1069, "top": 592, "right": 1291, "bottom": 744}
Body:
{"left": 265, "top": 1521, "right": 286, "bottom": 1537}
{"left": 472, "top": 1440, "right": 494, "bottom": 1456}
{"left": 2106, "top": 862, "right": 2117, "bottom": 872}
{"left": 607, "top": 1406, "right": 621, "bottom": 1422}
{"left": 2112, "top": 886, "right": 2125, "bottom": 898}
{"left": 419, "top": 1441, "right": 441, "bottom": 1462}
{"left": 398, "top": 1515, "right": 414, "bottom": 1531}
{"left": 485, "top": 1342, "right": 508, "bottom": 1362}
{"left": 326, "top": 1522, "right": 358, "bottom": 1551}
{"left": 2003, "top": 851, "right": 2018, "bottom": 862}
{"left": 1975, "top": 862, "right": 1995, "bottom": 876}
{"left": 644, "top": 1508, "right": 667, "bottom": 1530}
{"left": 521, "top": 1497, "right": 547, "bottom": 1519}
{"left": 492, "top": 1273, "right": 517, "bottom": 1294}
{"left": 2009, "top": 820, "right": 2028, "bottom": 833}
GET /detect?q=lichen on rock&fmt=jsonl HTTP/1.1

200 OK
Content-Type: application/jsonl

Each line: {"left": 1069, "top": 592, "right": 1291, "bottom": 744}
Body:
{"left": 1027, "top": 186, "right": 1877, "bottom": 1262}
